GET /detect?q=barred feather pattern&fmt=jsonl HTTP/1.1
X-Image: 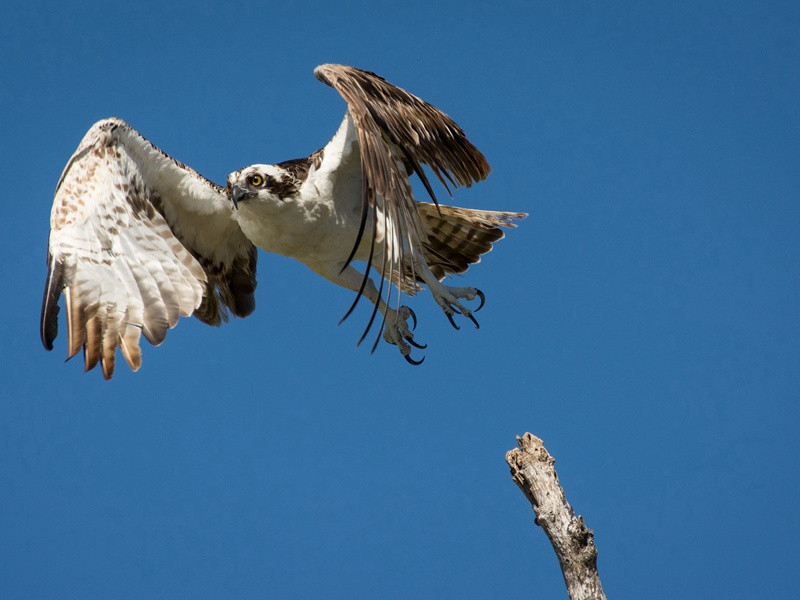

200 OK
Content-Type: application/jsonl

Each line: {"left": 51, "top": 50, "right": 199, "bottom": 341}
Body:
{"left": 415, "top": 202, "right": 526, "bottom": 284}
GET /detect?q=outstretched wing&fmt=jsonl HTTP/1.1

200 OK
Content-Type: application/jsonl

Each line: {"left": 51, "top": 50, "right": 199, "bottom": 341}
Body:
{"left": 41, "top": 118, "right": 257, "bottom": 379}
{"left": 312, "top": 64, "right": 491, "bottom": 322}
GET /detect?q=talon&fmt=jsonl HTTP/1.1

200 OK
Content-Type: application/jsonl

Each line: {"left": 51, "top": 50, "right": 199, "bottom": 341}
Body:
{"left": 404, "top": 333, "right": 427, "bottom": 349}
{"left": 407, "top": 307, "right": 417, "bottom": 331}
{"left": 404, "top": 353, "right": 425, "bottom": 366}
{"left": 466, "top": 312, "right": 480, "bottom": 329}
{"left": 474, "top": 289, "right": 486, "bottom": 312}
{"left": 446, "top": 312, "right": 460, "bottom": 330}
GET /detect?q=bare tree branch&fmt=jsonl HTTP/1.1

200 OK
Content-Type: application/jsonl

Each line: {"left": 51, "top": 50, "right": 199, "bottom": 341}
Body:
{"left": 506, "top": 433, "right": 606, "bottom": 600}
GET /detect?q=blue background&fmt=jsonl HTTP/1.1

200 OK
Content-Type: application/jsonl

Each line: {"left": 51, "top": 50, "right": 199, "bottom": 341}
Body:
{"left": 2, "top": 1, "right": 798, "bottom": 597}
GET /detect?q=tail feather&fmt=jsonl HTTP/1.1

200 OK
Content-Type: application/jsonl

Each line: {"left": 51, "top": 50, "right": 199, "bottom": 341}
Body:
{"left": 416, "top": 202, "right": 526, "bottom": 280}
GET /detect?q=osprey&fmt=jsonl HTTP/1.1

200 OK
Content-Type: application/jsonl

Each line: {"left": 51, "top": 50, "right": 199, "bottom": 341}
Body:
{"left": 41, "top": 64, "right": 526, "bottom": 378}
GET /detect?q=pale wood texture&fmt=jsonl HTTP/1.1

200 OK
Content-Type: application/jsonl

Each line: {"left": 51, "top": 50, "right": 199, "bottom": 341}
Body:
{"left": 506, "top": 433, "right": 606, "bottom": 600}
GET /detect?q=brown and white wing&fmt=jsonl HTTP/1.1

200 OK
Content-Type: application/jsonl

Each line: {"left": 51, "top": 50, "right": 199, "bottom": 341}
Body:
{"left": 312, "top": 64, "right": 491, "bottom": 306}
{"left": 41, "top": 118, "right": 257, "bottom": 379}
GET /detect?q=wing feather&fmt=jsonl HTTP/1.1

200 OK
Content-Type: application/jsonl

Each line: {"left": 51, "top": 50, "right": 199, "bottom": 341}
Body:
{"left": 314, "top": 64, "right": 490, "bottom": 211}
{"left": 42, "top": 118, "right": 257, "bottom": 378}
{"left": 40, "top": 254, "right": 63, "bottom": 351}
{"left": 112, "top": 255, "right": 145, "bottom": 371}
{"left": 64, "top": 285, "right": 85, "bottom": 359}
{"left": 83, "top": 304, "right": 102, "bottom": 373}
{"left": 313, "top": 64, "right": 492, "bottom": 339}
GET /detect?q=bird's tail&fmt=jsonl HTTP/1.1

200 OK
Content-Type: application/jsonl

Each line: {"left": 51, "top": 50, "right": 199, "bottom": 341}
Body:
{"left": 415, "top": 202, "right": 526, "bottom": 281}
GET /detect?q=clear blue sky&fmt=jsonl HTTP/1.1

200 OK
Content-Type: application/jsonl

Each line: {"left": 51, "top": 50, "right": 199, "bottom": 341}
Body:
{"left": 1, "top": 1, "right": 798, "bottom": 598}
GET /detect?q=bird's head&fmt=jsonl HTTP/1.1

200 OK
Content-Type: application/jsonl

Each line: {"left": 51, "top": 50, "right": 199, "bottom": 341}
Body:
{"left": 227, "top": 164, "right": 300, "bottom": 210}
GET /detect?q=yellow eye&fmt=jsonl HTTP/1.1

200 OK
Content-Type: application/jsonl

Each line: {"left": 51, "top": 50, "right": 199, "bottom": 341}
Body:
{"left": 249, "top": 174, "right": 263, "bottom": 187}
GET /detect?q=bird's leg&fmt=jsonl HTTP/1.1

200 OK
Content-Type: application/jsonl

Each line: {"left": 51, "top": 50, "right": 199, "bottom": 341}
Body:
{"left": 412, "top": 257, "right": 485, "bottom": 330}
{"left": 313, "top": 263, "right": 426, "bottom": 364}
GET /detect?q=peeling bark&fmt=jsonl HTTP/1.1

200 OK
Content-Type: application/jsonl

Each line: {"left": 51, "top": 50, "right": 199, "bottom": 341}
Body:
{"left": 506, "top": 433, "right": 606, "bottom": 600}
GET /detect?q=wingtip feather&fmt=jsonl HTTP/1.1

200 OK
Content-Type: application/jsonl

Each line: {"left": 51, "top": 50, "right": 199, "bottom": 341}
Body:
{"left": 40, "top": 256, "right": 64, "bottom": 351}
{"left": 64, "top": 287, "right": 86, "bottom": 360}
{"left": 83, "top": 307, "right": 102, "bottom": 373}
{"left": 119, "top": 324, "right": 143, "bottom": 372}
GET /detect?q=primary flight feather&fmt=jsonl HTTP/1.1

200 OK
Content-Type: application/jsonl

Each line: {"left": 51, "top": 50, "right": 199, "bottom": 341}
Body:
{"left": 41, "top": 64, "right": 526, "bottom": 378}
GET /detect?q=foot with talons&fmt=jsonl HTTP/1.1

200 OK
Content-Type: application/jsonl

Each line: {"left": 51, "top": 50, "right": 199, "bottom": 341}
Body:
{"left": 432, "top": 285, "right": 486, "bottom": 330}
{"left": 381, "top": 305, "right": 427, "bottom": 365}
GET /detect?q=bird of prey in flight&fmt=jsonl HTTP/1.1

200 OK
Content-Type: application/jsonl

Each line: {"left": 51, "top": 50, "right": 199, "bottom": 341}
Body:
{"left": 40, "top": 64, "right": 526, "bottom": 378}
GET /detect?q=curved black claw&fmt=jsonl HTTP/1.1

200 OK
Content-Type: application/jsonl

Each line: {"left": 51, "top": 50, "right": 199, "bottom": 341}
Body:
{"left": 404, "top": 353, "right": 425, "bottom": 366}
{"left": 446, "top": 312, "right": 461, "bottom": 330}
{"left": 474, "top": 289, "right": 486, "bottom": 312}
{"left": 407, "top": 307, "right": 418, "bottom": 331}
{"left": 466, "top": 312, "right": 480, "bottom": 329}
{"left": 404, "top": 333, "right": 427, "bottom": 349}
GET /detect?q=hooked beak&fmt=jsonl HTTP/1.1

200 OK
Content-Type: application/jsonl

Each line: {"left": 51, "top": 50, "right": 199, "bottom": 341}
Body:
{"left": 230, "top": 185, "right": 254, "bottom": 209}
